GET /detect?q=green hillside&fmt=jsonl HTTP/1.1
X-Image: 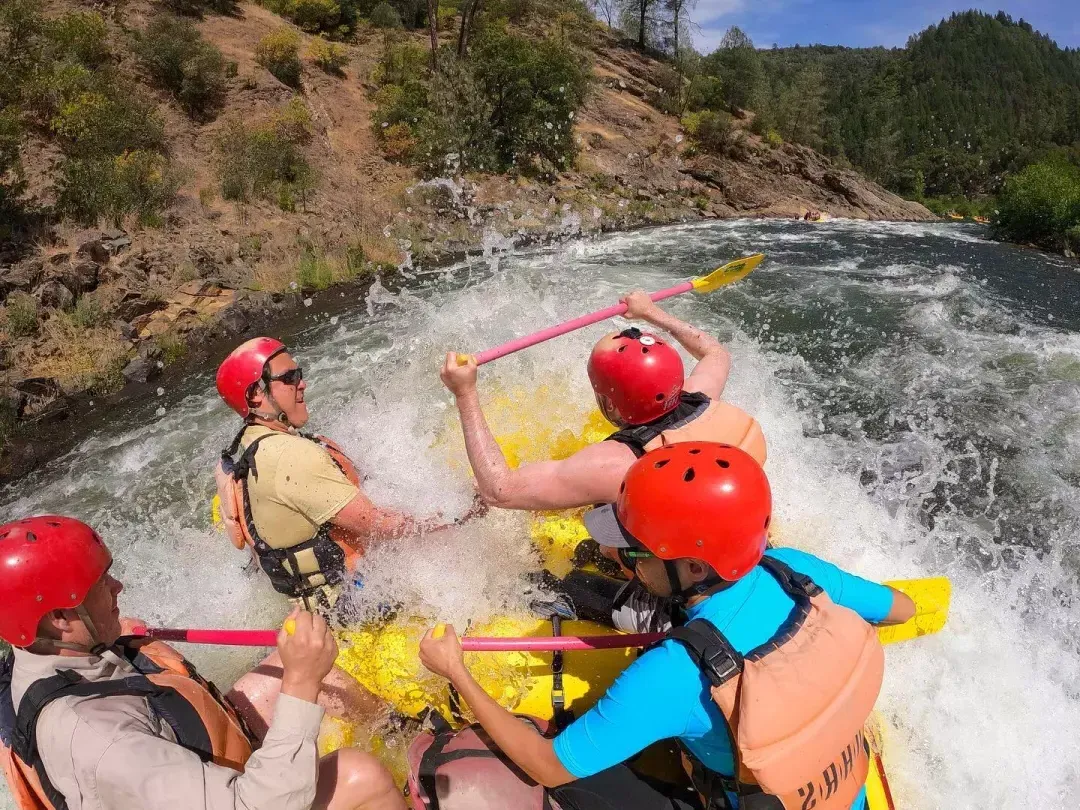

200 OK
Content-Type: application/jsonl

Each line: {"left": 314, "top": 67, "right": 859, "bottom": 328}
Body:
{"left": 723, "top": 11, "right": 1080, "bottom": 199}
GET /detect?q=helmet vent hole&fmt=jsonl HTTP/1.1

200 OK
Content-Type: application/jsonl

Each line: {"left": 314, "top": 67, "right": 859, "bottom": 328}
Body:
{"left": 655, "top": 393, "right": 664, "bottom": 401}
{"left": 641, "top": 347, "right": 649, "bottom": 354}
{"left": 716, "top": 459, "right": 730, "bottom": 469}
{"left": 683, "top": 467, "right": 696, "bottom": 482}
{"left": 26, "top": 531, "right": 37, "bottom": 543}
{"left": 764, "top": 516, "right": 771, "bottom": 529}
{"left": 688, "top": 448, "right": 701, "bottom": 455}
{"left": 0, "top": 532, "right": 7, "bottom": 541}
{"left": 46, "top": 521, "right": 61, "bottom": 527}
{"left": 617, "top": 346, "right": 626, "bottom": 353}
{"left": 654, "top": 459, "right": 670, "bottom": 469}
{"left": 619, "top": 482, "right": 626, "bottom": 493}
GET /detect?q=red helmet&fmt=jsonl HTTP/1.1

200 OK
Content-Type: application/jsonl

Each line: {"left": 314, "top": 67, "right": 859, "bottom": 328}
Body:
{"left": 588, "top": 442, "right": 770, "bottom": 581}
{"left": 0, "top": 516, "right": 112, "bottom": 647}
{"left": 216, "top": 337, "right": 286, "bottom": 417}
{"left": 587, "top": 328, "right": 684, "bottom": 425}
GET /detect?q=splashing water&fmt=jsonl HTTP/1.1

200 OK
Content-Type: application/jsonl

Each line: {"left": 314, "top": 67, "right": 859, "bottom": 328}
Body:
{"left": 2, "top": 219, "right": 1078, "bottom": 808}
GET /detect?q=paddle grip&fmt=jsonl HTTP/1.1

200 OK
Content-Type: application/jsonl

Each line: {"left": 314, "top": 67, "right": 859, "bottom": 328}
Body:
{"left": 472, "top": 282, "right": 692, "bottom": 366}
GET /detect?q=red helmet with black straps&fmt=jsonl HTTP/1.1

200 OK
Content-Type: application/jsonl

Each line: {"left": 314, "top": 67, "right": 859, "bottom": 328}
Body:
{"left": 0, "top": 516, "right": 112, "bottom": 648}
{"left": 586, "top": 441, "right": 771, "bottom": 581}
{"left": 216, "top": 337, "right": 286, "bottom": 417}
{"left": 588, "top": 328, "right": 684, "bottom": 426}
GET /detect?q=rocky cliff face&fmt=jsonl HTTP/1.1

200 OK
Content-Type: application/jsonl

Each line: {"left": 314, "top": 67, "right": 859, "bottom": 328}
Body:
{"left": 0, "top": 7, "right": 932, "bottom": 480}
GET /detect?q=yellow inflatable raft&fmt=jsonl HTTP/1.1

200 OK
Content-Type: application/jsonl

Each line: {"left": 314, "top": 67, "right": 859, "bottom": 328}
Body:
{"left": 327, "top": 398, "right": 899, "bottom": 808}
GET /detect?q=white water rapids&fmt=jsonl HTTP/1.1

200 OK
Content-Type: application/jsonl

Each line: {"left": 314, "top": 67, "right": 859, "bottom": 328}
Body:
{"left": 2, "top": 219, "right": 1078, "bottom": 808}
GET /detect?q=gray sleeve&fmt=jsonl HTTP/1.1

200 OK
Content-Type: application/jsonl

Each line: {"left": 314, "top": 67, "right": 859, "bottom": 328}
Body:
{"left": 89, "top": 694, "right": 324, "bottom": 810}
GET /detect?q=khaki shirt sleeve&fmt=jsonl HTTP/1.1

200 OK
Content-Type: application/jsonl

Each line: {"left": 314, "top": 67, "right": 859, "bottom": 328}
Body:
{"left": 274, "top": 440, "right": 360, "bottom": 526}
{"left": 88, "top": 694, "right": 324, "bottom": 810}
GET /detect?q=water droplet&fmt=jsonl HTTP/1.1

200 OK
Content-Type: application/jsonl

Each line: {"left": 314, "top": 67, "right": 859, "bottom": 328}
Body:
{"left": 304, "top": 298, "right": 313, "bottom": 307}
{"left": 156, "top": 387, "right": 165, "bottom": 396}
{"left": 330, "top": 316, "right": 339, "bottom": 325}
{"left": 155, "top": 406, "right": 166, "bottom": 416}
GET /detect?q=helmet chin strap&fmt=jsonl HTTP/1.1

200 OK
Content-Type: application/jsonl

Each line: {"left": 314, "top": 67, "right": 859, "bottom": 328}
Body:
{"left": 251, "top": 381, "right": 296, "bottom": 430}
{"left": 662, "top": 559, "right": 726, "bottom": 605}
{"left": 32, "top": 606, "right": 131, "bottom": 670}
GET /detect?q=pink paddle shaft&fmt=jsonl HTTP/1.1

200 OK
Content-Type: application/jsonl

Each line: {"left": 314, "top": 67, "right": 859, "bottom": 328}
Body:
{"left": 136, "top": 627, "right": 664, "bottom": 651}
{"left": 473, "top": 281, "right": 693, "bottom": 366}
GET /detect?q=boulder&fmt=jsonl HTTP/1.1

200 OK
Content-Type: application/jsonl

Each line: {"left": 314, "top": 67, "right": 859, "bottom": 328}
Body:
{"left": 216, "top": 306, "right": 249, "bottom": 336}
{"left": 121, "top": 355, "right": 159, "bottom": 384}
{"left": 112, "top": 319, "right": 137, "bottom": 341}
{"left": 121, "top": 344, "right": 163, "bottom": 384}
{"left": 76, "top": 238, "right": 109, "bottom": 265}
{"left": 13, "top": 377, "right": 66, "bottom": 420}
{"left": 99, "top": 229, "right": 131, "bottom": 255}
{"left": 115, "top": 291, "right": 167, "bottom": 322}
{"left": 34, "top": 280, "right": 74, "bottom": 311}
{"left": 63, "top": 261, "right": 100, "bottom": 295}
{"left": 0, "top": 261, "right": 44, "bottom": 301}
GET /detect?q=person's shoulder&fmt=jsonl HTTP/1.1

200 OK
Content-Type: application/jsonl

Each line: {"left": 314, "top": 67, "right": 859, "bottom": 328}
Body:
{"left": 38, "top": 693, "right": 157, "bottom": 762}
{"left": 765, "top": 546, "right": 820, "bottom": 569}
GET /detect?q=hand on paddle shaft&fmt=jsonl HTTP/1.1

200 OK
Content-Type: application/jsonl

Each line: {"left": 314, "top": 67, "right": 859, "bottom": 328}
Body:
{"left": 441, "top": 352, "right": 478, "bottom": 397}
{"left": 621, "top": 289, "right": 664, "bottom": 321}
{"left": 419, "top": 623, "right": 467, "bottom": 681}
{"left": 278, "top": 608, "right": 338, "bottom": 704}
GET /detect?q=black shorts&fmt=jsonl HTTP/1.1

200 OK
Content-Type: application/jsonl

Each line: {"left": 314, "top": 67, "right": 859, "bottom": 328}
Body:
{"left": 548, "top": 765, "right": 705, "bottom": 810}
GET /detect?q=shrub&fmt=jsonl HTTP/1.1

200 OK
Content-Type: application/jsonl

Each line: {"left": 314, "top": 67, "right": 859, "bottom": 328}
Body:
{"left": 296, "top": 245, "right": 333, "bottom": 289}
{"left": 994, "top": 158, "right": 1080, "bottom": 250}
{"left": 56, "top": 150, "right": 179, "bottom": 226}
{"left": 260, "top": 0, "right": 351, "bottom": 34}
{"left": 373, "top": 41, "right": 428, "bottom": 86}
{"left": 468, "top": 30, "right": 589, "bottom": 172}
{"left": 0, "top": 108, "right": 26, "bottom": 233}
{"left": 23, "top": 62, "right": 95, "bottom": 121}
{"left": 216, "top": 99, "right": 316, "bottom": 208}
{"left": 381, "top": 122, "right": 415, "bottom": 160}
{"left": 47, "top": 11, "right": 109, "bottom": 67}
{"left": 765, "top": 129, "right": 782, "bottom": 148}
{"left": 369, "top": 2, "right": 403, "bottom": 28}
{"left": 50, "top": 89, "right": 164, "bottom": 157}
{"left": 137, "top": 16, "right": 228, "bottom": 118}
{"left": 681, "top": 109, "right": 735, "bottom": 154}
{"left": 256, "top": 28, "right": 302, "bottom": 87}
{"left": 71, "top": 293, "right": 107, "bottom": 328}
{"left": 372, "top": 33, "right": 588, "bottom": 175}
{"left": 307, "top": 37, "right": 348, "bottom": 73}
{"left": 3, "top": 292, "right": 40, "bottom": 337}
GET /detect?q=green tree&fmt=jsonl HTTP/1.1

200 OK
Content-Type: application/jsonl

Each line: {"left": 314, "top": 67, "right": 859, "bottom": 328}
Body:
{"left": 703, "top": 27, "right": 764, "bottom": 113}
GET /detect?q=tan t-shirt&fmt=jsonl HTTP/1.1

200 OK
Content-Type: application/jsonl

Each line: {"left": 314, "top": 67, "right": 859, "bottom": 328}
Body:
{"left": 240, "top": 426, "right": 359, "bottom": 580}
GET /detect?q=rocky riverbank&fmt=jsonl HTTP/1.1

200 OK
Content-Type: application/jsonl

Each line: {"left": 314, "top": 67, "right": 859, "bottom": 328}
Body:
{"left": 0, "top": 9, "right": 932, "bottom": 482}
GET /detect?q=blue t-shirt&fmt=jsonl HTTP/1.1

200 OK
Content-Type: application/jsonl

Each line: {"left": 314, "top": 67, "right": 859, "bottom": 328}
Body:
{"left": 553, "top": 548, "right": 895, "bottom": 809}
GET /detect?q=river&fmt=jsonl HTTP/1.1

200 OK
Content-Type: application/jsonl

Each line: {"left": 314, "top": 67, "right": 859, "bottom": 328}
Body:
{"left": 2, "top": 219, "right": 1078, "bottom": 808}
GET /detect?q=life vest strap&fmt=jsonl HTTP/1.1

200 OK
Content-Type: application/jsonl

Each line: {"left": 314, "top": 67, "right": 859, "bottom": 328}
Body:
{"left": 605, "top": 391, "right": 711, "bottom": 457}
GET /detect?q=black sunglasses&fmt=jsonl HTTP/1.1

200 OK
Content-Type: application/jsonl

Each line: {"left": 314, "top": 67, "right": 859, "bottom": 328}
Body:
{"left": 267, "top": 366, "right": 303, "bottom": 387}
{"left": 617, "top": 546, "right": 655, "bottom": 570}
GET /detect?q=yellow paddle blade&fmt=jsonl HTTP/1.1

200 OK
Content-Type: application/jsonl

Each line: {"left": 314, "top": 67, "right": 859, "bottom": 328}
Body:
{"left": 211, "top": 493, "right": 222, "bottom": 527}
{"left": 690, "top": 253, "right": 765, "bottom": 294}
{"left": 877, "top": 576, "right": 951, "bottom": 646}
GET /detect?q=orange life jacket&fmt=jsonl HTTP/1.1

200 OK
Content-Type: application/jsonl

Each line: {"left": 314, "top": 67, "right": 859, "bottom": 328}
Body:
{"left": 217, "top": 425, "right": 363, "bottom": 601}
{"left": 0, "top": 639, "right": 256, "bottom": 810}
{"left": 606, "top": 391, "right": 767, "bottom": 466}
{"left": 664, "top": 557, "right": 884, "bottom": 810}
